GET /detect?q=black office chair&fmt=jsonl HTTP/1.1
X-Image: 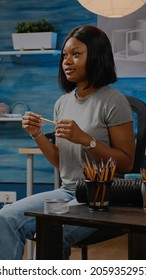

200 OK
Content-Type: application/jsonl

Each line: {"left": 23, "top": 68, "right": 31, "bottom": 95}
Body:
{"left": 31, "top": 95, "right": 146, "bottom": 260}
{"left": 126, "top": 96, "right": 146, "bottom": 172}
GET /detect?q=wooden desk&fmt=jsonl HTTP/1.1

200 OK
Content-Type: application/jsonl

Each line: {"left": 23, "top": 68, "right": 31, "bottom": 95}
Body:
{"left": 25, "top": 205, "right": 146, "bottom": 260}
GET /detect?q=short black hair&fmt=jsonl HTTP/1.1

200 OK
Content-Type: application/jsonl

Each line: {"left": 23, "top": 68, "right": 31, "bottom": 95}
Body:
{"left": 59, "top": 25, "right": 117, "bottom": 93}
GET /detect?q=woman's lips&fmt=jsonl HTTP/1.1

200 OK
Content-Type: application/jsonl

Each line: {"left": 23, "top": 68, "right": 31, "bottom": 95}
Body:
{"left": 65, "top": 68, "right": 75, "bottom": 75}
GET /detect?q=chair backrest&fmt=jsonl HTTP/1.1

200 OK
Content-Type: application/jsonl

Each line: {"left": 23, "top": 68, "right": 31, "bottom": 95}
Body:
{"left": 125, "top": 95, "right": 146, "bottom": 173}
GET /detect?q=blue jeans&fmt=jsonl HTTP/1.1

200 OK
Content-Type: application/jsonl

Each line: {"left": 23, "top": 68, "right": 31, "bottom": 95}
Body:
{"left": 0, "top": 188, "right": 98, "bottom": 259}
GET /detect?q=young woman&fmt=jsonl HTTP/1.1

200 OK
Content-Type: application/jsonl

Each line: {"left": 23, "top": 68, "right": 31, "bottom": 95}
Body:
{"left": 0, "top": 25, "right": 135, "bottom": 259}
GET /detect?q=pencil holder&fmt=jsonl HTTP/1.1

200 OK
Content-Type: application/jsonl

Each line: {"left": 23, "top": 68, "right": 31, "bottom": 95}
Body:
{"left": 85, "top": 180, "right": 112, "bottom": 211}
{"left": 75, "top": 179, "right": 88, "bottom": 203}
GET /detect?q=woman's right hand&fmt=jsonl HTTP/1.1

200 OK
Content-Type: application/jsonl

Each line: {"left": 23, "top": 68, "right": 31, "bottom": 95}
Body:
{"left": 22, "top": 111, "right": 42, "bottom": 137}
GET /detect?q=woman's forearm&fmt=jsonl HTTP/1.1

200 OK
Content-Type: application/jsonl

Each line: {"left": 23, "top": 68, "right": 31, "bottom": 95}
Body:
{"left": 33, "top": 132, "right": 59, "bottom": 169}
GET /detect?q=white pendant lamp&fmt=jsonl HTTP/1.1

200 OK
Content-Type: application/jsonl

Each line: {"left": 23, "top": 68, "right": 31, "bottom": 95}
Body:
{"left": 77, "top": 0, "right": 146, "bottom": 18}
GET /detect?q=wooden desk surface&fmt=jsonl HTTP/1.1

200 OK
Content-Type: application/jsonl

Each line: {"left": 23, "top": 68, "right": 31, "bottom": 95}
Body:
{"left": 25, "top": 204, "right": 146, "bottom": 232}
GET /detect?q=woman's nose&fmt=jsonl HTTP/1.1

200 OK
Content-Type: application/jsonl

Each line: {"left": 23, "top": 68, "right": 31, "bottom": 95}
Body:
{"left": 64, "top": 55, "right": 72, "bottom": 64}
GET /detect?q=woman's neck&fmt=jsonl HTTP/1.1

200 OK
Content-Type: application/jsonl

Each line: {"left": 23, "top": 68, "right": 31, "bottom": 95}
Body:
{"left": 75, "top": 87, "right": 98, "bottom": 99}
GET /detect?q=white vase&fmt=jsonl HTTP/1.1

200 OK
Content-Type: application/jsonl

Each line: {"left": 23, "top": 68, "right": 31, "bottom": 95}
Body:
{"left": 136, "top": 19, "right": 146, "bottom": 54}
{"left": 12, "top": 32, "right": 57, "bottom": 50}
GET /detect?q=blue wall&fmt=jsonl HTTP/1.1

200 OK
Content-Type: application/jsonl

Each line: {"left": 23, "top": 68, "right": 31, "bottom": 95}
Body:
{"left": 0, "top": 1, "right": 146, "bottom": 198}
{"left": 0, "top": 0, "right": 97, "bottom": 187}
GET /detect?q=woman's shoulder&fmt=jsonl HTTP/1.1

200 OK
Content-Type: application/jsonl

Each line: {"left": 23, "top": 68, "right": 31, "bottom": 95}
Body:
{"left": 101, "top": 85, "right": 125, "bottom": 98}
{"left": 100, "top": 86, "right": 129, "bottom": 105}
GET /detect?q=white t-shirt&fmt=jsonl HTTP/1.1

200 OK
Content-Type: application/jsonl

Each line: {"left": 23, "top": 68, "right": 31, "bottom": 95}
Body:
{"left": 54, "top": 86, "right": 133, "bottom": 190}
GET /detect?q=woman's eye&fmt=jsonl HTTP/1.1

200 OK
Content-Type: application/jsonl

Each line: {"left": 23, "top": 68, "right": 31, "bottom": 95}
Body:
{"left": 73, "top": 52, "right": 80, "bottom": 57}
{"left": 62, "top": 53, "right": 67, "bottom": 59}
{"left": 62, "top": 52, "right": 80, "bottom": 59}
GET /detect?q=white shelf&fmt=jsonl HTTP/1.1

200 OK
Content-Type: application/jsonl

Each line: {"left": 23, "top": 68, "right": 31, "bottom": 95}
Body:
{"left": 0, "top": 50, "right": 61, "bottom": 56}
{"left": 114, "top": 53, "right": 146, "bottom": 62}
{"left": 0, "top": 117, "right": 22, "bottom": 121}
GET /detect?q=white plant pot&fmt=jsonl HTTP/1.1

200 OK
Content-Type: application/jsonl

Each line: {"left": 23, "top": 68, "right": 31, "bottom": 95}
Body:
{"left": 12, "top": 32, "right": 57, "bottom": 50}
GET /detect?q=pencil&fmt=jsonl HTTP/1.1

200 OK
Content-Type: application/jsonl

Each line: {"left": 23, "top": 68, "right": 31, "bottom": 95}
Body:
{"left": 40, "top": 117, "right": 56, "bottom": 124}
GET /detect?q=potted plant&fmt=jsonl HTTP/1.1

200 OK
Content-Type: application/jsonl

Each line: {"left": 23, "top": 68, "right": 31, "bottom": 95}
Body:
{"left": 12, "top": 19, "right": 57, "bottom": 50}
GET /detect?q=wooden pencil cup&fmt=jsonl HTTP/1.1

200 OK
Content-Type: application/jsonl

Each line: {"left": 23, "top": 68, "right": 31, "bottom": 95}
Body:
{"left": 85, "top": 180, "right": 112, "bottom": 212}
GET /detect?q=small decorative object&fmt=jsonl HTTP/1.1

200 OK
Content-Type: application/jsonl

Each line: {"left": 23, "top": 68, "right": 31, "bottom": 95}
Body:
{"left": 12, "top": 18, "right": 57, "bottom": 50}
{"left": 2, "top": 113, "right": 22, "bottom": 118}
{"left": 0, "top": 103, "right": 10, "bottom": 117}
{"left": 11, "top": 101, "right": 30, "bottom": 116}
{"left": 124, "top": 173, "right": 142, "bottom": 179}
{"left": 129, "top": 40, "right": 144, "bottom": 54}
{"left": 44, "top": 199, "right": 69, "bottom": 214}
{"left": 83, "top": 154, "right": 116, "bottom": 211}
{"left": 140, "top": 168, "right": 146, "bottom": 210}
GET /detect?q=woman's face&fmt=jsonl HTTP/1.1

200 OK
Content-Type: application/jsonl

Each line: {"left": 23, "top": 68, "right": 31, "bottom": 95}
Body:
{"left": 62, "top": 37, "right": 88, "bottom": 85}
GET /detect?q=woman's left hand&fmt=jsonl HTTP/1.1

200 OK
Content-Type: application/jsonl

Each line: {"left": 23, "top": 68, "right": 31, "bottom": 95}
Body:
{"left": 55, "top": 119, "right": 87, "bottom": 145}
